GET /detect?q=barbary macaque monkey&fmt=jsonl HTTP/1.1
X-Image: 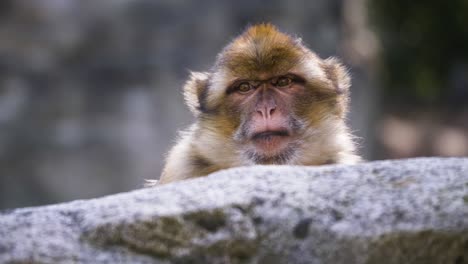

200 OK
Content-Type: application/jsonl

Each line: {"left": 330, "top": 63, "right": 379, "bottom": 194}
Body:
{"left": 151, "top": 24, "right": 360, "bottom": 185}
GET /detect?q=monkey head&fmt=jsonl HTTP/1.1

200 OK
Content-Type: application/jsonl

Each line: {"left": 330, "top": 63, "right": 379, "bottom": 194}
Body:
{"left": 183, "top": 24, "right": 353, "bottom": 166}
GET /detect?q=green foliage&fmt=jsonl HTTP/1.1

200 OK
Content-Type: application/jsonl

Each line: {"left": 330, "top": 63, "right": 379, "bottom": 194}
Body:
{"left": 368, "top": 0, "right": 468, "bottom": 104}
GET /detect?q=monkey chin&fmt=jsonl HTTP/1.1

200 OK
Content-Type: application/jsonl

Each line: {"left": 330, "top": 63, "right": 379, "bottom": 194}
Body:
{"left": 246, "top": 131, "right": 297, "bottom": 164}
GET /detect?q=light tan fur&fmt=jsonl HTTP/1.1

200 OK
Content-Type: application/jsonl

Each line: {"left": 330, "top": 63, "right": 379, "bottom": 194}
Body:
{"left": 151, "top": 24, "right": 360, "bottom": 185}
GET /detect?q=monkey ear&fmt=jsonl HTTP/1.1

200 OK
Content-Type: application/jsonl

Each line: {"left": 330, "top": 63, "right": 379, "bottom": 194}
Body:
{"left": 322, "top": 57, "right": 351, "bottom": 95}
{"left": 183, "top": 71, "right": 211, "bottom": 116}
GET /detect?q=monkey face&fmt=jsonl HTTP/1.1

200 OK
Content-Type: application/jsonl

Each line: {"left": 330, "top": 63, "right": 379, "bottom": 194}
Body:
{"left": 225, "top": 74, "right": 306, "bottom": 164}
{"left": 183, "top": 24, "right": 351, "bottom": 165}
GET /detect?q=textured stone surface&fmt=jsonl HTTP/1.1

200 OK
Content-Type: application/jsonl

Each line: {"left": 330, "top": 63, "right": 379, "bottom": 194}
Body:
{"left": 1, "top": 157, "right": 468, "bottom": 263}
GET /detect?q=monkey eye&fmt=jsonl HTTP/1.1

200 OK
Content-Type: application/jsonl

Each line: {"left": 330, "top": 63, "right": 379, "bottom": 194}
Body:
{"left": 236, "top": 82, "right": 253, "bottom": 93}
{"left": 274, "top": 76, "right": 293, "bottom": 88}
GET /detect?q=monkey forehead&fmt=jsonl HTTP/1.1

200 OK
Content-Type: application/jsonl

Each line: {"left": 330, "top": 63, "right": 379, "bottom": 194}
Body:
{"left": 215, "top": 25, "right": 306, "bottom": 77}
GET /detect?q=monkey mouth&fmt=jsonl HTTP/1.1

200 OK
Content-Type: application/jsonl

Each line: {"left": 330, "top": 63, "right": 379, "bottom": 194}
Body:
{"left": 249, "top": 129, "right": 293, "bottom": 158}
{"left": 246, "top": 130, "right": 296, "bottom": 164}
{"left": 251, "top": 130, "right": 290, "bottom": 141}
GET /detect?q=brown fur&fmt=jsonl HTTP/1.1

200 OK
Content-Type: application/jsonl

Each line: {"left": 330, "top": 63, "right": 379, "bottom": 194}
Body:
{"left": 151, "top": 24, "right": 360, "bottom": 185}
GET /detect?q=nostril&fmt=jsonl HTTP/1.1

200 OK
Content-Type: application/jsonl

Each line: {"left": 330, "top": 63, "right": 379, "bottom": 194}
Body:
{"left": 256, "top": 108, "right": 270, "bottom": 119}
{"left": 256, "top": 104, "right": 276, "bottom": 119}
{"left": 269, "top": 107, "right": 276, "bottom": 116}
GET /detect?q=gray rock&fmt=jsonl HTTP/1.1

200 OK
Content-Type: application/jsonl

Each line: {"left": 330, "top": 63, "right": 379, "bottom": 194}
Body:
{"left": 1, "top": 157, "right": 467, "bottom": 264}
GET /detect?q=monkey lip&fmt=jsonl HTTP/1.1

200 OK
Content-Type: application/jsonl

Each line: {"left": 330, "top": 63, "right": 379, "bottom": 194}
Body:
{"left": 251, "top": 130, "right": 290, "bottom": 140}
{"left": 250, "top": 130, "right": 292, "bottom": 154}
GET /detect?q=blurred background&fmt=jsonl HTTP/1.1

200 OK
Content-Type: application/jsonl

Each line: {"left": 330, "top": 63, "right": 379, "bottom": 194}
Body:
{"left": 0, "top": 0, "right": 467, "bottom": 209}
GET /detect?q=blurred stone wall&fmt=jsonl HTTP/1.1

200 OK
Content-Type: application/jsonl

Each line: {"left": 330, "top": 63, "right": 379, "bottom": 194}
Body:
{"left": 0, "top": 0, "right": 375, "bottom": 209}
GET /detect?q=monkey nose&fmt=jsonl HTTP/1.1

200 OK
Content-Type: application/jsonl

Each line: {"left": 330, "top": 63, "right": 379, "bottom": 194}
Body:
{"left": 256, "top": 105, "right": 276, "bottom": 119}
